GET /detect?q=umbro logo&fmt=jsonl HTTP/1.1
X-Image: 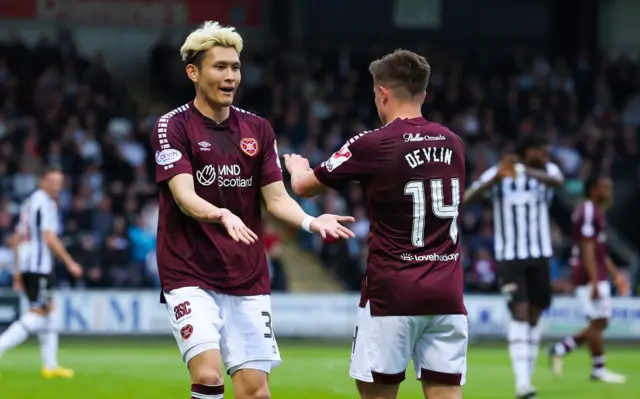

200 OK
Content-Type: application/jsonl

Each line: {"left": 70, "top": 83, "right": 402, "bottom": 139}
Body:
{"left": 198, "top": 141, "right": 211, "bottom": 151}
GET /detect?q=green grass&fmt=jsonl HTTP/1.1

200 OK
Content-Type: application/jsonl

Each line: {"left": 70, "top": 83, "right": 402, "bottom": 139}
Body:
{"left": 0, "top": 340, "right": 638, "bottom": 398}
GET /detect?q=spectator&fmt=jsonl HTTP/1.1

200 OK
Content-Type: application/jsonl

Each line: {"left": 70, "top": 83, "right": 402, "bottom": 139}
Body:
{"left": 264, "top": 222, "right": 287, "bottom": 291}
{"left": 1, "top": 31, "right": 639, "bottom": 294}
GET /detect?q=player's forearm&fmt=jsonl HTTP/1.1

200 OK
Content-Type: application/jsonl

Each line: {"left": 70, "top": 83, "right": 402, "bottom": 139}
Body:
{"left": 265, "top": 195, "right": 312, "bottom": 229}
{"left": 605, "top": 256, "right": 619, "bottom": 277}
{"left": 174, "top": 190, "right": 222, "bottom": 222}
{"left": 524, "top": 167, "right": 564, "bottom": 187}
{"left": 290, "top": 169, "right": 325, "bottom": 198}
{"left": 46, "top": 234, "right": 75, "bottom": 266}
{"left": 462, "top": 179, "right": 496, "bottom": 205}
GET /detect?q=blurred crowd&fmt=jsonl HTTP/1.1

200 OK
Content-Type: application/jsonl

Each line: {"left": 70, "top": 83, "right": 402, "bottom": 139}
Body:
{"left": 1, "top": 32, "right": 639, "bottom": 293}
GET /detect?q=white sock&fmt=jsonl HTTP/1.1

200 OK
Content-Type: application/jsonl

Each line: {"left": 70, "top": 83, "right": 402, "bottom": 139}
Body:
{"left": 0, "top": 312, "right": 45, "bottom": 354}
{"left": 529, "top": 322, "right": 542, "bottom": 381}
{"left": 508, "top": 320, "right": 531, "bottom": 390}
{"left": 38, "top": 314, "right": 59, "bottom": 370}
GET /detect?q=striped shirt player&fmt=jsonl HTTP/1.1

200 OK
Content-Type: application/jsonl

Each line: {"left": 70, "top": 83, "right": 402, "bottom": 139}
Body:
{"left": 16, "top": 189, "right": 59, "bottom": 288}
{"left": 463, "top": 135, "right": 564, "bottom": 399}
{"left": 473, "top": 162, "right": 561, "bottom": 263}
{"left": 0, "top": 166, "right": 82, "bottom": 378}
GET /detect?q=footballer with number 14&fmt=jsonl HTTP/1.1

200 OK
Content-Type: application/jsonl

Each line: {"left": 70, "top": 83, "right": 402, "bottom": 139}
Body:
{"left": 151, "top": 21, "right": 355, "bottom": 399}
{"left": 286, "top": 49, "right": 468, "bottom": 399}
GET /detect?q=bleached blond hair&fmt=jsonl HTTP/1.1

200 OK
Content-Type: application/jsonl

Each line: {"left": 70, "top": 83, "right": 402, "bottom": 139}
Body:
{"left": 180, "top": 21, "right": 243, "bottom": 64}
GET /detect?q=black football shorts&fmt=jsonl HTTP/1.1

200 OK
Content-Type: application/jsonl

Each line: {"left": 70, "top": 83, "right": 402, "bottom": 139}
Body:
{"left": 498, "top": 258, "right": 552, "bottom": 310}
{"left": 22, "top": 273, "right": 54, "bottom": 310}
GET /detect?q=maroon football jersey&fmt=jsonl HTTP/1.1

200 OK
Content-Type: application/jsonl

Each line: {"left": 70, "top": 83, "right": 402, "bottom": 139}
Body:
{"left": 314, "top": 117, "right": 466, "bottom": 316}
{"left": 151, "top": 103, "right": 283, "bottom": 296}
{"left": 570, "top": 200, "right": 608, "bottom": 285}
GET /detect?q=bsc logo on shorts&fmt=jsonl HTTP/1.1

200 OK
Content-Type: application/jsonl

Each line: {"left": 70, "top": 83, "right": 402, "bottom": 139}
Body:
{"left": 181, "top": 324, "right": 194, "bottom": 340}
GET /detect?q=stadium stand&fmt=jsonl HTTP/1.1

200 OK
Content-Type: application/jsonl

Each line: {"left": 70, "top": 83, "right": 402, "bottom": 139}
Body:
{"left": 0, "top": 31, "right": 639, "bottom": 294}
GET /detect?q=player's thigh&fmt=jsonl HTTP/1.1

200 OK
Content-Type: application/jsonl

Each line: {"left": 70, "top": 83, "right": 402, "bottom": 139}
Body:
{"left": 221, "top": 294, "right": 281, "bottom": 376}
{"left": 231, "top": 366, "right": 271, "bottom": 399}
{"left": 163, "top": 286, "right": 224, "bottom": 370}
{"left": 356, "top": 379, "right": 400, "bottom": 399}
{"left": 526, "top": 258, "right": 552, "bottom": 310}
{"left": 188, "top": 349, "right": 225, "bottom": 386}
{"left": 498, "top": 261, "right": 529, "bottom": 307}
{"left": 422, "top": 381, "right": 462, "bottom": 399}
{"left": 576, "top": 281, "right": 612, "bottom": 320}
{"left": 350, "top": 302, "right": 416, "bottom": 384}
{"left": 414, "top": 314, "right": 468, "bottom": 387}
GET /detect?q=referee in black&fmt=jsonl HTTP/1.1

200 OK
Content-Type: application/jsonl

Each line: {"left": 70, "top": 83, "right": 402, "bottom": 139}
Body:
{"left": 463, "top": 135, "right": 564, "bottom": 399}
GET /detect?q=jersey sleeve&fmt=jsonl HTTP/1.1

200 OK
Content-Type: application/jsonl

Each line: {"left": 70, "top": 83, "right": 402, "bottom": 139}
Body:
{"left": 313, "top": 133, "right": 379, "bottom": 190}
{"left": 468, "top": 165, "right": 498, "bottom": 190}
{"left": 41, "top": 201, "right": 59, "bottom": 233}
{"left": 546, "top": 162, "right": 564, "bottom": 180}
{"left": 151, "top": 117, "right": 192, "bottom": 183}
{"left": 259, "top": 120, "right": 284, "bottom": 187}
{"left": 578, "top": 202, "right": 596, "bottom": 239}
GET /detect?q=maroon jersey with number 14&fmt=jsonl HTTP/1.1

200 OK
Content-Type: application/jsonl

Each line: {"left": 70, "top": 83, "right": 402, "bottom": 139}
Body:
{"left": 571, "top": 200, "right": 608, "bottom": 285}
{"left": 314, "top": 117, "right": 466, "bottom": 316}
{"left": 151, "top": 103, "right": 283, "bottom": 298}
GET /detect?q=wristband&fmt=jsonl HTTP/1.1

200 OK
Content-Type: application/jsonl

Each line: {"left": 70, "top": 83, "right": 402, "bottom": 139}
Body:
{"left": 301, "top": 215, "right": 315, "bottom": 233}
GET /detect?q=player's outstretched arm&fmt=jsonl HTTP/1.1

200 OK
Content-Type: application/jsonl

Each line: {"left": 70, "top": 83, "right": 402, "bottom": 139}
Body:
{"left": 522, "top": 162, "right": 565, "bottom": 187}
{"left": 261, "top": 180, "right": 355, "bottom": 239}
{"left": 463, "top": 159, "right": 516, "bottom": 205}
{"left": 168, "top": 174, "right": 257, "bottom": 244}
{"left": 284, "top": 154, "right": 327, "bottom": 198}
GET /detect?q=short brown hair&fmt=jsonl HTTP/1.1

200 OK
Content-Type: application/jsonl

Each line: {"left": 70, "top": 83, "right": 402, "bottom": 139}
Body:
{"left": 37, "top": 164, "right": 63, "bottom": 178}
{"left": 369, "top": 49, "right": 431, "bottom": 98}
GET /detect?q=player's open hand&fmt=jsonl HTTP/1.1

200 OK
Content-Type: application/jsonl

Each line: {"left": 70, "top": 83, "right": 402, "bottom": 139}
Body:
{"left": 615, "top": 273, "right": 629, "bottom": 296}
{"left": 210, "top": 209, "right": 258, "bottom": 245}
{"left": 310, "top": 214, "right": 356, "bottom": 240}
{"left": 283, "top": 153, "right": 310, "bottom": 174}
{"left": 67, "top": 260, "right": 84, "bottom": 279}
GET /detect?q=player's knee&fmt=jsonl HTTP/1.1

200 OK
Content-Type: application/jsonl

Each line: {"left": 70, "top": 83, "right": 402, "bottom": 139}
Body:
{"left": 236, "top": 384, "right": 270, "bottom": 399}
{"left": 422, "top": 381, "right": 462, "bottom": 399}
{"left": 190, "top": 367, "right": 224, "bottom": 386}
{"left": 356, "top": 380, "right": 399, "bottom": 399}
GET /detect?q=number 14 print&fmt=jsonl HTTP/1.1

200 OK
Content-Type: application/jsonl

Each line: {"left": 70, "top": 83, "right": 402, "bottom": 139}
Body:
{"left": 404, "top": 178, "right": 460, "bottom": 247}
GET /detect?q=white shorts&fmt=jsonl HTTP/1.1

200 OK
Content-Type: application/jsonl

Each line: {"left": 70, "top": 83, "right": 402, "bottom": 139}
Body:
{"left": 350, "top": 302, "right": 468, "bottom": 386}
{"left": 164, "top": 287, "right": 282, "bottom": 374}
{"left": 575, "top": 281, "right": 612, "bottom": 320}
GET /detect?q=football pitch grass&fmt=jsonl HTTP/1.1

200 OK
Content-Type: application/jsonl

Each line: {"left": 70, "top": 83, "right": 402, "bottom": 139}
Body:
{"left": 0, "top": 339, "right": 638, "bottom": 398}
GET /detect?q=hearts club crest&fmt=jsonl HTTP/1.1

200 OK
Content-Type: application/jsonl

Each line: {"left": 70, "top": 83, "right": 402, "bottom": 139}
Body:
{"left": 180, "top": 324, "right": 193, "bottom": 340}
{"left": 240, "top": 138, "right": 259, "bottom": 157}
